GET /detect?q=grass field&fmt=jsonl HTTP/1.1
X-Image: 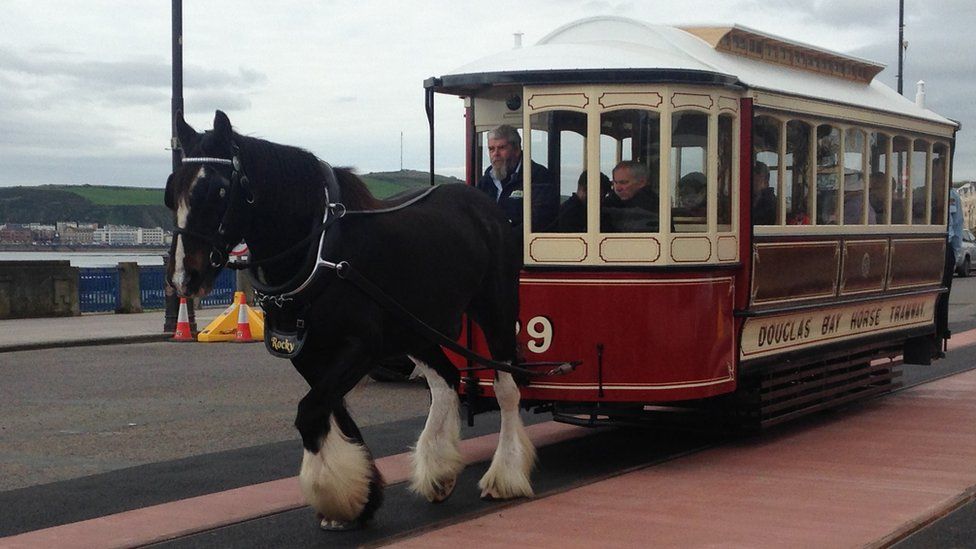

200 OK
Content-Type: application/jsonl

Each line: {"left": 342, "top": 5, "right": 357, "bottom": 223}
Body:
{"left": 55, "top": 185, "right": 165, "bottom": 206}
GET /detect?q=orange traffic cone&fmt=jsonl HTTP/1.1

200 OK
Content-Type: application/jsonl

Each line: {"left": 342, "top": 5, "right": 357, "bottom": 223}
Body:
{"left": 234, "top": 292, "right": 255, "bottom": 343}
{"left": 172, "top": 298, "right": 194, "bottom": 341}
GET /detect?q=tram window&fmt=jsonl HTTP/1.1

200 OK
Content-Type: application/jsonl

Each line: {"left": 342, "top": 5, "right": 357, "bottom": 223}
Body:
{"left": 843, "top": 128, "right": 869, "bottom": 224}
{"left": 599, "top": 109, "right": 660, "bottom": 233}
{"left": 752, "top": 116, "right": 780, "bottom": 226}
{"left": 785, "top": 120, "right": 811, "bottom": 224}
{"left": 671, "top": 111, "right": 708, "bottom": 233}
{"left": 868, "top": 132, "right": 890, "bottom": 224}
{"left": 892, "top": 136, "right": 911, "bottom": 224}
{"left": 933, "top": 143, "right": 949, "bottom": 225}
{"left": 530, "top": 110, "right": 587, "bottom": 233}
{"left": 911, "top": 140, "right": 930, "bottom": 224}
{"left": 717, "top": 114, "right": 734, "bottom": 231}
{"left": 816, "top": 124, "right": 840, "bottom": 224}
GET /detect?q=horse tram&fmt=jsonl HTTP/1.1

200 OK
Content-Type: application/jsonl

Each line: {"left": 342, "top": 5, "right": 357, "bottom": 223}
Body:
{"left": 424, "top": 16, "right": 958, "bottom": 431}
{"left": 165, "top": 15, "right": 958, "bottom": 531}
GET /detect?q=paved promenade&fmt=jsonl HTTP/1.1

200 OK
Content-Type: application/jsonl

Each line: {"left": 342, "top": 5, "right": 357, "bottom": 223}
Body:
{"left": 0, "top": 308, "right": 221, "bottom": 352}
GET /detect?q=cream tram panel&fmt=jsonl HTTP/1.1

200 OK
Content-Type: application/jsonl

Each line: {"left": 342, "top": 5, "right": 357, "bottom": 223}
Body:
{"left": 525, "top": 92, "right": 590, "bottom": 111}
{"left": 599, "top": 237, "right": 661, "bottom": 262}
{"left": 522, "top": 84, "right": 742, "bottom": 267}
{"left": 528, "top": 237, "right": 588, "bottom": 263}
{"left": 717, "top": 235, "right": 738, "bottom": 261}
{"left": 671, "top": 92, "right": 714, "bottom": 110}
{"left": 598, "top": 91, "right": 663, "bottom": 110}
{"left": 671, "top": 236, "right": 712, "bottom": 262}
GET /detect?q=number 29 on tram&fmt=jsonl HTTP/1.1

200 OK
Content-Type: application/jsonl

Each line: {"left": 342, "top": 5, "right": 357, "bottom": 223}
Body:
{"left": 425, "top": 17, "right": 958, "bottom": 429}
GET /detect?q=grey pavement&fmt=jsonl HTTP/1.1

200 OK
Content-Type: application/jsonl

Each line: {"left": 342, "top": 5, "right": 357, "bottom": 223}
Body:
{"left": 0, "top": 307, "right": 224, "bottom": 352}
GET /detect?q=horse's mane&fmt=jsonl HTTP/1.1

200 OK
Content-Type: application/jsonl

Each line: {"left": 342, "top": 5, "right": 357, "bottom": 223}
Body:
{"left": 233, "top": 133, "right": 382, "bottom": 214}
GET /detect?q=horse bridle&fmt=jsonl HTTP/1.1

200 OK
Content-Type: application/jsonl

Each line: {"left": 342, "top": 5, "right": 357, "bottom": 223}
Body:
{"left": 176, "top": 144, "right": 255, "bottom": 268}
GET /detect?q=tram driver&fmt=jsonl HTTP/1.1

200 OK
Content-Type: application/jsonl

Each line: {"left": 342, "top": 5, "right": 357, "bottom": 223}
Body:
{"left": 477, "top": 124, "right": 559, "bottom": 231}
{"left": 601, "top": 160, "right": 660, "bottom": 232}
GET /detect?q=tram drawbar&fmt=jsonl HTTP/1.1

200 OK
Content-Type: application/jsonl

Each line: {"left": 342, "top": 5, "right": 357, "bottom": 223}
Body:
{"left": 425, "top": 17, "right": 957, "bottom": 430}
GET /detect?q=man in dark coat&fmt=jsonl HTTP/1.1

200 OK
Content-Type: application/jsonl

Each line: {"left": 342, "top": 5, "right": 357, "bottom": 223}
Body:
{"left": 601, "top": 160, "right": 659, "bottom": 232}
{"left": 476, "top": 125, "right": 558, "bottom": 231}
{"left": 752, "top": 161, "right": 777, "bottom": 225}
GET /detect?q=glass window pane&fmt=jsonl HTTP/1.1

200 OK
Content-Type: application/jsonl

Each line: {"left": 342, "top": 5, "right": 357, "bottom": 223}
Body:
{"left": 599, "top": 109, "right": 661, "bottom": 233}
{"left": 786, "top": 120, "right": 812, "bottom": 224}
{"left": 843, "top": 128, "right": 869, "bottom": 224}
{"left": 816, "top": 124, "right": 840, "bottom": 224}
{"left": 752, "top": 116, "right": 779, "bottom": 225}
{"left": 532, "top": 111, "right": 590, "bottom": 233}
{"left": 911, "top": 140, "right": 930, "bottom": 224}
{"left": 718, "top": 114, "right": 734, "bottom": 231}
{"left": 933, "top": 143, "right": 949, "bottom": 225}
{"left": 671, "top": 111, "right": 708, "bottom": 233}
{"left": 868, "top": 133, "right": 889, "bottom": 224}
{"left": 892, "top": 136, "right": 911, "bottom": 224}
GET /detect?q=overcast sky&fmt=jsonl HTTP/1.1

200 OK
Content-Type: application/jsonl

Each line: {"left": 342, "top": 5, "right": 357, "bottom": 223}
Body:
{"left": 2, "top": 0, "right": 973, "bottom": 188}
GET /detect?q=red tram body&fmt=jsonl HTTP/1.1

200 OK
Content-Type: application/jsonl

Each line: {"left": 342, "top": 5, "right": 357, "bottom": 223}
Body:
{"left": 426, "top": 17, "right": 957, "bottom": 428}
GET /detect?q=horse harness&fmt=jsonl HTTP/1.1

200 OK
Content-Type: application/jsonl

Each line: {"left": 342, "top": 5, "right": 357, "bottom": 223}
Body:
{"left": 176, "top": 146, "right": 578, "bottom": 379}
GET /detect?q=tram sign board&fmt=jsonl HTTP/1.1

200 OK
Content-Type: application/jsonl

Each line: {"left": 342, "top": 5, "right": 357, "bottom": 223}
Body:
{"left": 740, "top": 293, "right": 937, "bottom": 360}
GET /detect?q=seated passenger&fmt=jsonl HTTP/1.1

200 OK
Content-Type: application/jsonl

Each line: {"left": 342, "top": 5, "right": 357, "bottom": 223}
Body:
{"left": 752, "top": 161, "right": 776, "bottom": 225}
{"left": 868, "top": 172, "right": 887, "bottom": 220}
{"left": 553, "top": 170, "right": 610, "bottom": 232}
{"left": 677, "top": 171, "right": 707, "bottom": 217}
{"left": 601, "top": 161, "right": 659, "bottom": 232}
{"left": 476, "top": 124, "right": 559, "bottom": 230}
{"left": 843, "top": 176, "right": 877, "bottom": 224}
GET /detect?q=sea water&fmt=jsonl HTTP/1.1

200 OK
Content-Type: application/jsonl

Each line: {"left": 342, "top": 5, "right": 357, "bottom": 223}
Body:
{"left": 0, "top": 251, "right": 167, "bottom": 268}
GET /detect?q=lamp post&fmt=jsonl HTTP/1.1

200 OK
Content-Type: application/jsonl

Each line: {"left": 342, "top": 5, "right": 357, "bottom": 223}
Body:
{"left": 897, "top": 0, "right": 905, "bottom": 95}
{"left": 164, "top": 0, "right": 196, "bottom": 333}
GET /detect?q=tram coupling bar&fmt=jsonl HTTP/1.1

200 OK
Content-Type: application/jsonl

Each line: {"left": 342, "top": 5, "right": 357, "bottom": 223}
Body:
{"left": 460, "top": 360, "right": 581, "bottom": 377}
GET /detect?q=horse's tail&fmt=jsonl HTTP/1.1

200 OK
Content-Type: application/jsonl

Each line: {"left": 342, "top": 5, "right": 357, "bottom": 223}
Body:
{"left": 333, "top": 167, "right": 383, "bottom": 211}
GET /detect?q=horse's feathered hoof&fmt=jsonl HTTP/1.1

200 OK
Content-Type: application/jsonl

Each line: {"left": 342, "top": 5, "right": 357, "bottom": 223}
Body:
{"left": 319, "top": 517, "right": 365, "bottom": 531}
{"left": 428, "top": 477, "right": 456, "bottom": 504}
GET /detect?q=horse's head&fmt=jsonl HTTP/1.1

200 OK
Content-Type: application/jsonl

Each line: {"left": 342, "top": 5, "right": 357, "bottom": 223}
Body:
{"left": 165, "top": 110, "right": 251, "bottom": 297}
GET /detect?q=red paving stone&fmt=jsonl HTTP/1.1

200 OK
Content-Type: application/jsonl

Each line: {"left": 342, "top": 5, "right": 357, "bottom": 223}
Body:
{"left": 392, "top": 371, "right": 976, "bottom": 548}
{"left": 0, "top": 422, "right": 587, "bottom": 549}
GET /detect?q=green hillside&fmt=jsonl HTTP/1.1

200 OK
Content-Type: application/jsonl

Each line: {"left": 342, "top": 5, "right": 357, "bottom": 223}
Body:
{"left": 0, "top": 171, "right": 465, "bottom": 227}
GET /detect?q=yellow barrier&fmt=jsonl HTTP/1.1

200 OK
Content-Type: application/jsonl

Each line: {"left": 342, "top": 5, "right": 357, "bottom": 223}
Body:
{"left": 197, "top": 291, "right": 264, "bottom": 342}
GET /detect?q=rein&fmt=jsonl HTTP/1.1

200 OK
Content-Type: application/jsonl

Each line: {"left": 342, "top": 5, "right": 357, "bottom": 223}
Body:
{"left": 176, "top": 148, "right": 576, "bottom": 379}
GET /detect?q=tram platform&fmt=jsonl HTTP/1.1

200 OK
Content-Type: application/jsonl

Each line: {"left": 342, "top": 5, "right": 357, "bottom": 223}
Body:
{"left": 394, "top": 367, "right": 976, "bottom": 548}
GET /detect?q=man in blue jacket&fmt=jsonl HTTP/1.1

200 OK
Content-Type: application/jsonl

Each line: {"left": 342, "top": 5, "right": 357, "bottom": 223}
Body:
{"left": 477, "top": 125, "right": 558, "bottom": 231}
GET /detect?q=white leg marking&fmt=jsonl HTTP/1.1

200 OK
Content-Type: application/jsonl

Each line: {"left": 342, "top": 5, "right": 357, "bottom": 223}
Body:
{"left": 298, "top": 415, "right": 373, "bottom": 522}
{"left": 408, "top": 357, "right": 463, "bottom": 503}
{"left": 479, "top": 370, "right": 536, "bottom": 499}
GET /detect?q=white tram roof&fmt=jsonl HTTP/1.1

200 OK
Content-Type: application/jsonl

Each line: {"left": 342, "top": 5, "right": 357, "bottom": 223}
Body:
{"left": 431, "top": 16, "right": 956, "bottom": 128}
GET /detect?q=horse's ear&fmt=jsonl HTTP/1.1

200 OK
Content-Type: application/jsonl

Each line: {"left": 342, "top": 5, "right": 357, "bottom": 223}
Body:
{"left": 176, "top": 111, "right": 199, "bottom": 152}
{"left": 164, "top": 173, "right": 175, "bottom": 210}
{"left": 213, "top": 110, "right": 233, "bottom": 143}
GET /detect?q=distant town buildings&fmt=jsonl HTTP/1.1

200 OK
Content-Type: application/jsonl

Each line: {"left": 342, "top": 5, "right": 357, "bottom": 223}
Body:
{"left": 0, "top": 222, "right": 171, "bottom": 247}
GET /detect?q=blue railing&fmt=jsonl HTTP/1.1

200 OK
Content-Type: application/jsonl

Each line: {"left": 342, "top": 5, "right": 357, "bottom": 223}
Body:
{"left": 79, "top": 268, "right": 121, "bottom": 313}
{"left": 140, "top": 266, "right": 167, "bottom": 309}
{"left": 201, "top": 269, "right": 236, "bottom": 307}
{"left": 78, "top": 266, "right": 236, "bottom": 313}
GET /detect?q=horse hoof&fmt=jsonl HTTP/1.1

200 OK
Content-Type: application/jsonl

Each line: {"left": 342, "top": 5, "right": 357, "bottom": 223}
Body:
{"left": 319, "top": 518, "right": 364, "bottom": 531}
{"left": 429, "top": 477, "right": 457, "bottom": 504}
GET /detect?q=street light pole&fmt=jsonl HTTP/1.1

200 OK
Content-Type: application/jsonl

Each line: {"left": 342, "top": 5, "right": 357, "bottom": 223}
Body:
{"left": 897, "top": 0, "right": 905, "bottom": 95}
{"left": 165, "top": 0, "right": 195, "bottom": 333}
{"left": 172, "top": 0, "right": 183, "bottom": 172}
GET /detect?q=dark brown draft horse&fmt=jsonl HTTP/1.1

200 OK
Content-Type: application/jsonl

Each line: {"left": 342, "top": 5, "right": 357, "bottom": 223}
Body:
{"left": 164, "top": 111, "right": 534, "bottom": 531}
